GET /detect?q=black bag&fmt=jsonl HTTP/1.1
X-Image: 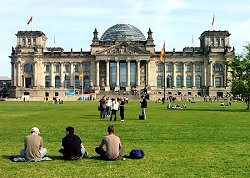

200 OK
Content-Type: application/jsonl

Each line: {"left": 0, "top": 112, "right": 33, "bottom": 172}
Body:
{"left": 98, "top": 106, "right": 101, "bottom": 111}
{"left": 129, "top": 149, "right": 144, "bottom": 159}
{"left": 139, "top": 115, "right": 145, "bottom": 120}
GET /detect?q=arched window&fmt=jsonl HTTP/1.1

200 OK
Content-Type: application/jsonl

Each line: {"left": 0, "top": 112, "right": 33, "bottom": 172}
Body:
{"left": 24, "top": 64, "right": 33, "bottom": 72}
{"left": 65, "top": 75, "right": 70, "bottom": 88}
{"left": 214, "top": 64, "right": 223, "bottom": 72}
{"left": 45, "top": 76, "right": 50, "bottom": 88}
{"left": 157, "top": 76, "right": 162, "bottom": 88}
{"left": 157, "top": 64, "right": 162, "bottom": 72}
{"left": 167, "top": 76, "right": 172, "bottom": 88}
{"left": 186, "top": 76, "right": 192, "bottom": 88}
{"left": 176, "top": 76, "right": 182, "bottom": 88}
{"left": 83, "top": 76, "right": 90, "bottom": 89}
{"left": 55, "top": 76, "right": 60, "bottom": 88}
{"left": 195, "top": 76, "right": 201, "bottom": 89}
{"left": 75, "top": 76, "right": 80, "bottom": 88}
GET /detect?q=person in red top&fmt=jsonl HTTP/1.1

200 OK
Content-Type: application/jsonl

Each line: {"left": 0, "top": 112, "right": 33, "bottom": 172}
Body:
{"left": 95, "top": 125, "right": 123, "bottom": 160}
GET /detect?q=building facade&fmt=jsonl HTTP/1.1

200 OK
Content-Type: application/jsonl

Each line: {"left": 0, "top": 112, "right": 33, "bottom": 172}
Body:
{"left": 9, "top": 24, "right": 233, "bottom": 99}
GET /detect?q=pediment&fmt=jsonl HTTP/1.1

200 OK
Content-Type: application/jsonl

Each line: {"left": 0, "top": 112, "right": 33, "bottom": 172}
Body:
{"left": 95, "top": 42, "right": 151, "bottom": 55}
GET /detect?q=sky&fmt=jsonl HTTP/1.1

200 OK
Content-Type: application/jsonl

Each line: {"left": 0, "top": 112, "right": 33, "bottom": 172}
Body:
{"left": 0, "top": 0, "right": 250, "bottom": 77}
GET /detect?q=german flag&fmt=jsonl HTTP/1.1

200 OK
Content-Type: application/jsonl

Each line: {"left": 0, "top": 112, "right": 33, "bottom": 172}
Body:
{"left": 159, "top": 42, "right": 165, "bottom": 62}
{"left": 79, "top": 71, "right": 84, "bottom": 78}
{"left": 27, "top": 16, "right": 33, "bottom": 25}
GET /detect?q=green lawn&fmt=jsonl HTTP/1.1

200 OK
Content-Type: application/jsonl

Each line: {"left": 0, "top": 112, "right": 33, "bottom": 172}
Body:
{"left": 0, "top": 100, "right": 249, "bottom": 177}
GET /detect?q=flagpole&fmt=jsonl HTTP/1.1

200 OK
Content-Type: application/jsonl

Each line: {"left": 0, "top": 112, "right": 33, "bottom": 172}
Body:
{"left": 163, "top": 55, "right": 166, "bottom": 101}
{"left": 81, "top": 73, "right": 83, "bottom": 101}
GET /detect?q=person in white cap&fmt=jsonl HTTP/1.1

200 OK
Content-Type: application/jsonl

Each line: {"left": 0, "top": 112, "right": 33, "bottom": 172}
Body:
{"left": 20, "top": 127, "right": 47, "bottom": 161}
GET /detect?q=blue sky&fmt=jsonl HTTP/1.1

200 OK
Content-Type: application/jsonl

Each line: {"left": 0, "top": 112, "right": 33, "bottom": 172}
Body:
{"left": 0, "top": 0, "right": 250, "bottom": 77}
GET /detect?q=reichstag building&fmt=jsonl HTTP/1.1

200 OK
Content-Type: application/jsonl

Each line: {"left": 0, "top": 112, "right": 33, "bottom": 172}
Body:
{"left": 9, "top": 24, "right": 233, "bottom": 99}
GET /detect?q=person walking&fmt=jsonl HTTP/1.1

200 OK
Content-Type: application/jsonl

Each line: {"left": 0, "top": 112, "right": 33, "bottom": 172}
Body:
{"left": 119, "top": 98, "right": 125, "bottom": 121}
{"left": 110, "top": 98, "right": 119, "bottom": 121}
{"left": 140, "top": 95, "right": 147, "bottom": 120}
{"left": 99, "top": 96, "right": 106, "bottom": 119}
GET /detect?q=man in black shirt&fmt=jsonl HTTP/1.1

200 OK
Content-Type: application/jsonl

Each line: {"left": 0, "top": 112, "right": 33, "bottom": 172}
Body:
{"left": 59, "top": 126, "right": 87, "bottom": 160}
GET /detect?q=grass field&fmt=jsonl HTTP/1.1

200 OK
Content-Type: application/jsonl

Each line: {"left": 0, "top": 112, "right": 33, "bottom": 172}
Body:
{"left": 0, "top": 100, "right": 249, "bottom": 177}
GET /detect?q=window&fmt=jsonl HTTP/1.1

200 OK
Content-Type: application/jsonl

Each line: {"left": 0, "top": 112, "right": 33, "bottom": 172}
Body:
{"left": 196, "top": 64, "right": 201, "bottom": 72}
{"left": 167, "top": 76, "right": 172, "bottom": 88}
{"left": 25, "top": 77, "right": 32, "bottom": 88}
{"left": 195, "top": 76, "right": 201, "bottom": 88}
{"left": 215, "top": 77, "right": 222, "bottom": 87}
{"left": 45, "top": 65, "right": 50, "bottom": 72}
{"left": 186, "top": 76, "right": 192, "bottom": 88}
{"left": 45, "top": 76, "right": 50, "bottom": 88}
{"left": 221, "top": 38, "right": 225, "bottom": 47}
{"left": 130, "top": 62, "right": 136, "bottom": 87}
{"left": 75, "top": 76, "right": 80, "bottom": 88}
{"left": 65, "top": 64, "right": 70, "bottom": 73}
{"left": 28, "top": 39, "right": 31, "bottom": 46}
{"left": 176, "top": 64, "right": 182, "bottom": 72}
{"left": 214, "top": 64, "right": 223, "bottom": 72}
{"left": 83, "top": 76, "right": 90, "bottom": 89}
{"left": 75, "top": 65, "right": 79, "bottom": 72}
{"left": 55, "top": 76, "right": 60, "bottom": 88}
{"left": 157, "top": 64, "right": 162, "bottom": 72}
{"left": 33, "top": 38, "right": 36, "bottom": 46}
{"left": 186, "top": 64, "right": 192, "bottom": 72}
{"left": 210, "top": 37, "right": 214, "bottom": 46}
{"left": 65, "top": 75, "right": 70, "bottom": 88}
{"left": 215, "top": 37, "right": 220, "bottom": 46}
{"left": 55, "top": 65, "right": 60, "bottom": 73}
{"left": 157, "top": 76, "right": 162, "bottom": 88}
{"left": 84, "top": 65, "right": 90, "bottom": 72}
{"left": 176, "top": 76, "right": 182, "bottom": 88}
{"left": 167, "top": 65, "right": 172, "bottom": 72}
{"left": 22, "top": 38, "right": 26, "bottom": 46}
{"left": 24, "top": 64, "right": 33, "bottom": 72}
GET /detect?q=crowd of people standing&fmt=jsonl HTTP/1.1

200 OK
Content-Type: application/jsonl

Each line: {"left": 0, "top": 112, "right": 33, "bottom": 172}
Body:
{"left": 99, "top": 96, "right": 128, "bottom": 122}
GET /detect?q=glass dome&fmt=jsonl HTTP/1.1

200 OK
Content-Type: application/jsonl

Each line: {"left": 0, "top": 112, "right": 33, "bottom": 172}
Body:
{"left": 100, "top": 24, "right": 146, "bottom": 42}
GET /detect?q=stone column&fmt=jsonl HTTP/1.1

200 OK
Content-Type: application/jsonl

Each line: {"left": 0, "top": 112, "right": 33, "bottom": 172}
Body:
{"left": 209, "top": 61, "right": 213, "bottom": 87}
{"left": 224, "top": 64, "right": 227, "bottom": 87}
{"left": 11, "top": 62, "right": 15, "bottom": 86}
{"left": 105, "top": 60, "right": 110, "bottom": 91}
{"left": 126, "top": 60, "right": 131, "bottom": 91}
{"left": 182, "top": 62, "right": 186, "bottom": 88}
{"left": 173, "top": 63, "right": 176, "bottom": 88}
{"left": 50, "top": 62, "right": 54, "bottom": 87}
{"left": 96, "top": 61, "right": 100, "bottom": 87}
{"left": 115, "top": 60, "right": 120, "bottom": 91}
{"left": 147, "top": 61, "right": 151, "bottom": 87}
{"left": 136, "top": 60, "right": 140, "bottom": 88}
{"left": 203, "top": 62, "right": 207, "bottom": 87}
{"left": 70, "top": 62, "right": 74, "bottom": 87}
{"left": 16, "top": 61, "right": 21, "bottom": 87}
{"left": 33, "top": 61, "right": 37, "bottom": 87}
{"left": 60, "top": 62, "right": 64, "bottom": 88}
{"left": 192, "top": 62, "right": 196, "bottom": 88}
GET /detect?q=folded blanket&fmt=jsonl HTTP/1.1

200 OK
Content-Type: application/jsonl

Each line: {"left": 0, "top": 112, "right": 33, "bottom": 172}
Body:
{"left": 11, "top": 156, "right": 52, "bottom": 162}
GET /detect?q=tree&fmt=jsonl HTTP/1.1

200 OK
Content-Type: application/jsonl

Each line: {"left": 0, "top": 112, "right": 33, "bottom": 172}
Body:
{"left": 227, "top": 43, "right": 250, "bottom": 109}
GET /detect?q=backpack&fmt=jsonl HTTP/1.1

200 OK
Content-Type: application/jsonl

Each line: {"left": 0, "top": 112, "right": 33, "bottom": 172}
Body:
{"left": 129, "top": 149, "right": 144, "bottom": 159}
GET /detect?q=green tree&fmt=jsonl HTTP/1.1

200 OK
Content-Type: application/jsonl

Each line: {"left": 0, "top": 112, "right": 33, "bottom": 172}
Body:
{"left": 227, "top": 43, "right": 250, "bottom": 109}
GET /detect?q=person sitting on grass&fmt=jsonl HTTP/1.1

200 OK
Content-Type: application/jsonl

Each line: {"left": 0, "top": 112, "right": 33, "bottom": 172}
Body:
{"left": 20, "top": 127, "right": 47, "bottom": 161}
{"left": 95, "top": 125, "right": 123, "bottom": 160}
{"left": 59, "top": 126, "right": 88, "bottom": 160}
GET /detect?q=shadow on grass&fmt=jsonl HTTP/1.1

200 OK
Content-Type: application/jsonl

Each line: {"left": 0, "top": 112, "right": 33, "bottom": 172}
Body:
{"left": 182, "top": 108, "right": 249, "bottom": 112}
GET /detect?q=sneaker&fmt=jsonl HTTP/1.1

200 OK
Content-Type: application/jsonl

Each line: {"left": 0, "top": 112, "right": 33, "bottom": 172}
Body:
{"left": 121, "top": 120, "right": 124, "bottom": 122}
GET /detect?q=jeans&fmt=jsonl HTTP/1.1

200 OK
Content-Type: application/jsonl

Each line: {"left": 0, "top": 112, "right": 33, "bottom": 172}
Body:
{"left": 110, "top": 110, "right": 117, "bottom": 121}
{"left": 141, "top": 108, "right": 146, "bottom": 120}
{"left": 20, "top": 148, "right": 47, "bottom": 160}
{"left": 95, "top": 147, "right": 123, "bottom": 160}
